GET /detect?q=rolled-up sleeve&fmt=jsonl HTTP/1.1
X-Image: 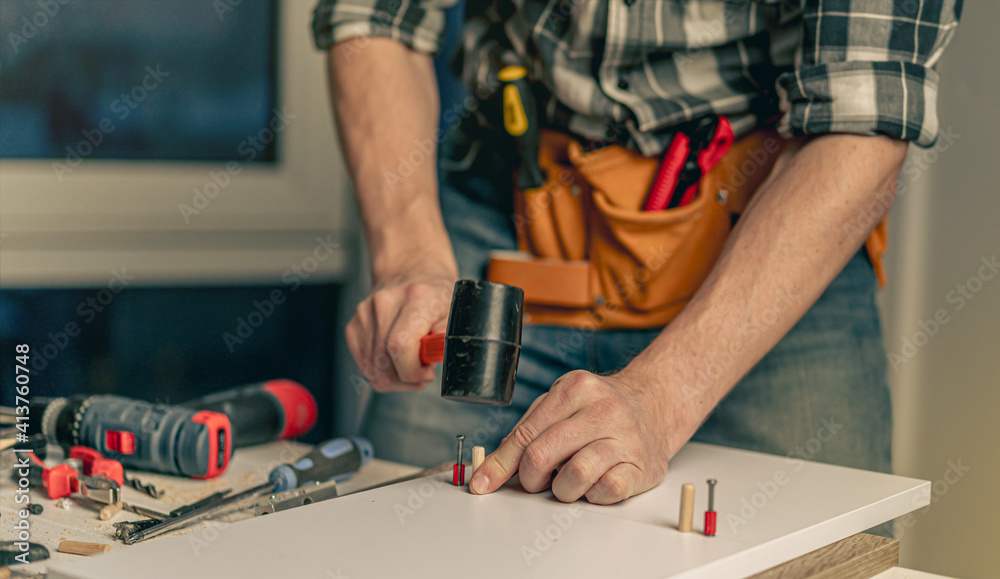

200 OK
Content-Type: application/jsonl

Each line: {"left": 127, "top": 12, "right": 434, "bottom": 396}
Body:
{"left": 312, "top": 0, "right": 459, "bottom": 54}
{"left": 777, "top": 0, "right": 963, "bottom": 147}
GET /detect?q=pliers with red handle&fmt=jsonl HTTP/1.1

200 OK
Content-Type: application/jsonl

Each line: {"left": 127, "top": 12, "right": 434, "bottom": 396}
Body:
{"left": 642, "top": 115, "right": 734, "bottom": 211}
{"left": 25, "top": 447, "right": 124, "bottom": 500}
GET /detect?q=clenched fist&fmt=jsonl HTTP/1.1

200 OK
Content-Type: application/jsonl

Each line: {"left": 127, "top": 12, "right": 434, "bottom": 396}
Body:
{"left": 345, "top": 273, "right": 456, "bottom": 392}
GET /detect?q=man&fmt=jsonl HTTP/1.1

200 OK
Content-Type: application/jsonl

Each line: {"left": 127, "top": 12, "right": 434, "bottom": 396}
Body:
{"left": 312, "top": 0, "right": 961, "bottom": 507}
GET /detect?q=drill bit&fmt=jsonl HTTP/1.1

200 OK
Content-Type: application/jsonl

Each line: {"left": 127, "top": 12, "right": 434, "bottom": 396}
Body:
{"left": 125, "top": 476, "right": 164, "bottom": 499}
{"left": 113, "top": 519, "right": 163, "bottom": 543}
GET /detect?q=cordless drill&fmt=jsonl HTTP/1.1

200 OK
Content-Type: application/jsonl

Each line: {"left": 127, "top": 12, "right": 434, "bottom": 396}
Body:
{"left": 28, "top": 379, "right": 318, "bottom": 479}
{"left": 30, "top": 395, "right": 231, "bottom": 479}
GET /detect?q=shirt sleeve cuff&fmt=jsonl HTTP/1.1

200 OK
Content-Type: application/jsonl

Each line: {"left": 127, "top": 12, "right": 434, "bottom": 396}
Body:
{"left": 311, "top": 0, "right": 448, "bottom": 55}
{"left": 776, "top": 60, "right": 941, "bottom": 147}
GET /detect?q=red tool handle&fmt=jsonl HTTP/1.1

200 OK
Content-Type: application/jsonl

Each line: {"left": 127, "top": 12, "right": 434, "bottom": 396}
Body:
{"left": 643, "top": 133, "right": 690, "bottom": 211}
{"left": 675, "top": 117, "right": 734, "bottom": 207}
{"left": 27, "top": 452, "right": 79, "bottom": 499}
{"left": 642, "top": 116, "right": 734, "bottom": 211}
{"left": 419, "top": 333, "right": 446, "bottom": 366}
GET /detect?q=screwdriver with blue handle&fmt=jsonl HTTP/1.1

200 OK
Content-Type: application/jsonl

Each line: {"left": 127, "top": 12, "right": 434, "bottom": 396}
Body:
{"left": 124, "top": 436, "right": 373, "bottom": 544}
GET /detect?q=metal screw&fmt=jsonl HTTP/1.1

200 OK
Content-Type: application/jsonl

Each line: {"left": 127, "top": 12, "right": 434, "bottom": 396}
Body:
{"left": 455, "top": 435, "right": 465, "bottom": 466}
{"left": 706, "top": 479, "right": 717, "bottom": 511}
{"left": 716, "top": 189, "right": 729, "bottom": 204}
{"left": 28, "top": 503, "right": 43, "bottom": 515}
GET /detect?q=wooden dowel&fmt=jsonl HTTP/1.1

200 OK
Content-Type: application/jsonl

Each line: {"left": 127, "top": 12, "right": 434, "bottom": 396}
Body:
{"left": 58, "top": 539, "right": 112, "bottom": 556}
{"left": 678, "top": 483, "right": 696, "bottom": 533}
{"left": 99, "top": 502, "right": 123, "bottom": 521}
{"left": 0, "top": 565, "right": 11, "bottom": 579}
{"left": 471, "top": 446, "right": 485, "bottom": 475}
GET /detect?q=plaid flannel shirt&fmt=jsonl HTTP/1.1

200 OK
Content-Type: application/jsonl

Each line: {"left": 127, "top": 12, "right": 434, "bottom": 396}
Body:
{"left": 313, "top": 0, "right": 962, "bottom": 154}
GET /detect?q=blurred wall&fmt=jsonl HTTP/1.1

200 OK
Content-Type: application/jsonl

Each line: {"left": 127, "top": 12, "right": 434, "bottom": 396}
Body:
{"left": 881, "top": 2, "right": 1000, "bottom": 577}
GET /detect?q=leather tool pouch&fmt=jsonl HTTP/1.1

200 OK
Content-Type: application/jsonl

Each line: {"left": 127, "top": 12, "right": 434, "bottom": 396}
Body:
{"left": 487, "top": 129, "right": 888, "bottom": 329}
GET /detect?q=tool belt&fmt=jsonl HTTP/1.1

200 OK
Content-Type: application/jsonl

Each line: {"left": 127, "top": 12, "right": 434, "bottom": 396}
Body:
{"left": 486, "top": 128, "right": 889, "bottom": 329}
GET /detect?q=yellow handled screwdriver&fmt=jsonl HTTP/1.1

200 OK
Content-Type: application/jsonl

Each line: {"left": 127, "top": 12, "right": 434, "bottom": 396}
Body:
{"left": 499, "top": 65, "right": 545, "bottom": 190}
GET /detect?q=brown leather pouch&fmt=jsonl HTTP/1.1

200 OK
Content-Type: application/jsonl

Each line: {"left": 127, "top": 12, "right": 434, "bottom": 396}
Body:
{"left": 488, "top": 129, "right": 887, "bottom": 329}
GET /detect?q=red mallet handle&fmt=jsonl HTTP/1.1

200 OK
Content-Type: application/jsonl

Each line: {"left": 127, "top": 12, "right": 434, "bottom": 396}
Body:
{"left": 419, "top": 333, "right": 446, "bottom": 366}
{"left": 704, "top": 511, "right": 717, "bottom": 536}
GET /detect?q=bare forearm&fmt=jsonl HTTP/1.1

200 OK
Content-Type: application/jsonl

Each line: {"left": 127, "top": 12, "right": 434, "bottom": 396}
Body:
{"left": 326, "top": 38, "right": 456, "bottom": 284}
{"left": 627, "top": 134, "right": 909, "bottom": 451}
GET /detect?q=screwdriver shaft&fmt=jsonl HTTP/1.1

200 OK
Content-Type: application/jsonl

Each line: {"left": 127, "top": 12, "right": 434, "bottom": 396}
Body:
{"left": 125, "top": 481, "right": 274, "bottom": 544}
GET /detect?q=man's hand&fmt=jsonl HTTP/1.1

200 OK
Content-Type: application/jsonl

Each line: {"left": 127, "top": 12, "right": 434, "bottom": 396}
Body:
{"left": 346, "top": 271, "right": 456, "bottom": 392}
{"left": 469, "top": 369, "right": 688, "bottom": 504}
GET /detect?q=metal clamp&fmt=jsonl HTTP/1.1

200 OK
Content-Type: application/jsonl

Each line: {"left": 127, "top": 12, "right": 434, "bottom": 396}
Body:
{"left": 253, "top": 480, "right": 339, "bottom": 516}
{"left": 76, "top": 474, "right": 121, "bottom": 505}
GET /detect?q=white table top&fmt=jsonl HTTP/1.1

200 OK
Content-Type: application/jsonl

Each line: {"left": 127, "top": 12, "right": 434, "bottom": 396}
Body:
{"left": 39, "top": 442, "right": 935, "bottom": 579}
{"left": 0, "top": 441, "right": 420, "bottom": 575}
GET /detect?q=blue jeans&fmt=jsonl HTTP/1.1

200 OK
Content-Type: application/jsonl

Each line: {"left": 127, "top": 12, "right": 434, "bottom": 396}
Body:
{"left": 361, "top": 133, "right": 892, "bottom": 501}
